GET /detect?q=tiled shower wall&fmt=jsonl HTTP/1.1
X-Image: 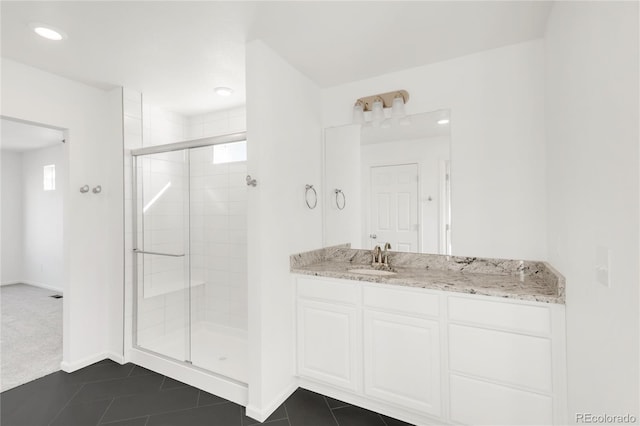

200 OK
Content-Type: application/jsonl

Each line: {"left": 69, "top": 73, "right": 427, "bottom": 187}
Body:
{"left": 123, "top": 91, "right": 248, "bottom": 357}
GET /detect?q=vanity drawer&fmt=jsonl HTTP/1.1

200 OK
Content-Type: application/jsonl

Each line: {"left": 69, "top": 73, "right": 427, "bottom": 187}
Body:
{"left": 297, "top": 276, "right": 359, "bottom": 305}
{"left": 363, "top": 285, "right": 439, "bottom": 317}
{"left": 448, "top": 296, "right": 550, "bottom": 335}
{"left": 448, "top": 324, "right": 552, "bottom": 393}
{"left": 449, "top": 374, "right": 553, "bottom": 425}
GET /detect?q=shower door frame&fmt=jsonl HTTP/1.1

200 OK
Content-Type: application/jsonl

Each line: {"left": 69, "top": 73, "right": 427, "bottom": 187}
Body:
{"left": 131, "top": 131, "right": 247, "bottom": 369}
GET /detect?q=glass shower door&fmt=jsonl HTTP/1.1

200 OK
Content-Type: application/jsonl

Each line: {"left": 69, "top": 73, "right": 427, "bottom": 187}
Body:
{"left": 133, "top": 149, "right": 191, "bottom": 363}
{"left": 188, "top": 144, "right": 248, "bottom": 382}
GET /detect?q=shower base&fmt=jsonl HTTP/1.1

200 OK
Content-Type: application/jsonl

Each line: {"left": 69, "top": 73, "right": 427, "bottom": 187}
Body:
{"left": 138, "top": 322, "right": 248, "bottom": 383}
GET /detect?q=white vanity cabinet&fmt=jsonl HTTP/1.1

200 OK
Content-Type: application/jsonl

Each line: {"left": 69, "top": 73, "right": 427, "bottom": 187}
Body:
{"left": 296, "top": 277, "right": 360, "bottom": 392}
{"left": 294, "top": 274, "right": 567, "bottom": 426}
{"left": 446, "top": 296, "right": 566, "bottom": 426}
{"left": 362, "top": 286, "right": 441, "bottom": 417}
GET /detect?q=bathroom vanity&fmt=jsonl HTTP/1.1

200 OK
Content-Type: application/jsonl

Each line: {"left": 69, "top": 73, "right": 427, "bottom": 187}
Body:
{"left": 290, "top": 246, "right": 567, "bottom": 426}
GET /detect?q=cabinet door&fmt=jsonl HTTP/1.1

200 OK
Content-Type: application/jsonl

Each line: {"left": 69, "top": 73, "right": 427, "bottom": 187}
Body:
{"left": 297, "top": 300, "right": 359, "bottom": 391}
{"left": 363, "top": 310, "right": 441, "bottom": 416}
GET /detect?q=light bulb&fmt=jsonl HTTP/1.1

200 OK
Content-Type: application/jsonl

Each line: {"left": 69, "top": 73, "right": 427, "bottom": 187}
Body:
{"left": 391, "top": 96, "right": 406, "bottom": 118}
{"left": 371, "top": 98, "right": 384, "bottom": 124}
{"left": 353, "top": 102, "right": 364, "bottom": 124}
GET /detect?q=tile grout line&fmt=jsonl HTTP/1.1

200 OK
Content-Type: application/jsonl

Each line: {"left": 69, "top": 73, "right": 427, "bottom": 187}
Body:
{"left": 378, "top": 413, "right": 389, "bottom": 426}
{"left": 95, "top": 398, "right": 116, "bottom": 425}
{"left": 283, "top": 403, "right": 292, "bottom": 426}
{"left": 144, "top": 415, "right": 150, "bottom": 426}
{"left": 322, "top": 396, "right": 341, "bottom": 426}
{"left": 46, "top": 383, "right": 86, "bottom": 426}
{"left": 105, "top": 398, "right": 206, "bottom": 422}
{"left": 99, "top": 414, "right": 151, "bottom": 425}
{"left": 159, "top": 375, "right": 166, "bottom": 391}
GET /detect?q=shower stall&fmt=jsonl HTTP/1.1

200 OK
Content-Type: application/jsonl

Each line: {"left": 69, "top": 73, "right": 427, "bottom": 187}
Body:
{"left": 131, "top": 133, "right": 248, "bottom": 384}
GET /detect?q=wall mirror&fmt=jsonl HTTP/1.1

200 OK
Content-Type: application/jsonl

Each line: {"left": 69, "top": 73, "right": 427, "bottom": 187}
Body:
{"left": 323, "top": 109, "right": 451, "bottom": 254}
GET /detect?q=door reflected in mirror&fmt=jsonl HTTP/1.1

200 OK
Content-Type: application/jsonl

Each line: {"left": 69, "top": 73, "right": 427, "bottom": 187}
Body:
{"left": 324, "top": 110, "right": 451, "bottom": 254}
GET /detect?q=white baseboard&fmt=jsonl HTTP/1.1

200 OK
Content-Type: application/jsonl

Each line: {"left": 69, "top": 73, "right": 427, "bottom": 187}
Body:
{"left": 106, "top": 351, "right": 125, "bottom": 365}
{"left": 6, "top": 280, "right": 64, "bottom": 293}
{"left": 245, "top": 380, "right": 298, "bottom": 423}
{"left": 60, "top": 352, "right": 108, "bottom": 373}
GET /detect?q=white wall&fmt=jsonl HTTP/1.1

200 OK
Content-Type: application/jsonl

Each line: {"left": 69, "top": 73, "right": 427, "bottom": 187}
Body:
{"left": 123, "top": 88, "right": 143, "bottom": 361}
{"left": 186, "top": 107, "right": 246, "bottom": 140}
{"left": 1, "top": 150, "right": 23, "bottom": 284}
{"left": 545, "top": 2, "right": 639, "bottom": 421}
{"left": 21, "top": 145, "right": 65, "bottom": 291}
{"left": 143, "top": 103, "right": 186, "bottom": 146}
{"left": 324, "top": 125, "right": 361, "bottom": 248}
{"left": 246, "top": 40, "right": 322, "bottom": 419}
{"left": 322, "top": 40, "right": 547, "bottom": 261}
{"left": 1, "top": 59, "right": 124, "bottom": 369}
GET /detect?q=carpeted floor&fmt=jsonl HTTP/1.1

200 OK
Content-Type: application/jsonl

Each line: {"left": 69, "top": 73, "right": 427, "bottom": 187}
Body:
{"left": 1, "top": 283, "right": 63, "bottom": 392}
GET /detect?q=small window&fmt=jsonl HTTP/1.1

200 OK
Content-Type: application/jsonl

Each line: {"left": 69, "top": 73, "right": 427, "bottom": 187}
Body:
{"left": 43, "top": 164, "right": 56, "bottom": 191}
{"left": 212, "top": 140, "right": 247, "bottom": 164}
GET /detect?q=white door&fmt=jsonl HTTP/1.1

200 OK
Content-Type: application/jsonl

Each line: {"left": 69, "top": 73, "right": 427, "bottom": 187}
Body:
{"left": 363, "top": 310, "right": 441, "bottom": 416}
{"left": 370, "top": 164, "right": 419, "bottom": 252}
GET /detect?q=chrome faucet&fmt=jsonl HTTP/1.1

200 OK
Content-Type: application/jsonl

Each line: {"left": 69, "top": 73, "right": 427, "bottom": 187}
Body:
{"left": 371, "top": 245, "right": 382, "bottom": 265}
{"left": 382, "top": 242, "right": 391, "bottom": 265}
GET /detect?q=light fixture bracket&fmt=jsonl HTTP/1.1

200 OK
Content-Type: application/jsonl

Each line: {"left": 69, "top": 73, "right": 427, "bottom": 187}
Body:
{"left": 355, "top": 90, "right": 409, "bottom": 111}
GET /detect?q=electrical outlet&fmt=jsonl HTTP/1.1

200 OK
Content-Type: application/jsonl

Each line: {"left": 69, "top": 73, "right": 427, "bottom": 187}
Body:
{"left": 595, "top": 246, "right": 611, "bottom": 287}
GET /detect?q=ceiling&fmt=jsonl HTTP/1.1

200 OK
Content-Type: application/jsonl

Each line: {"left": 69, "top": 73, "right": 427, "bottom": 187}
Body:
{"left": 0, "top": 1, "right": 553, "bottom": 116}
{"left": 1, "top": 118, "right": 65, "bottom": 152}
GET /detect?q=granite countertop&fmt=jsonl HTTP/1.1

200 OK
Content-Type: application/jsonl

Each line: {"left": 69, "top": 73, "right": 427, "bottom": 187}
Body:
{"left": 290, "top": 245, "right": 565, "bottom": 304}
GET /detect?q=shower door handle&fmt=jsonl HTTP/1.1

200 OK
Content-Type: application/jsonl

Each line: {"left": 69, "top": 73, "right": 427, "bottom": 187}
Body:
{"left": 133, "top": 249, "right": 185, "bottom": 257}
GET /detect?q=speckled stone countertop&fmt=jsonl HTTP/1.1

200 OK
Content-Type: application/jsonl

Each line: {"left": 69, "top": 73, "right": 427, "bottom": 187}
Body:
{"left": 290, "top": 245, "right": 565, "bottom": 304}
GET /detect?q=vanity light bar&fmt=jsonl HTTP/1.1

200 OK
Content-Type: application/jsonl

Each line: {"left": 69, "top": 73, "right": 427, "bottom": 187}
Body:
{"left": 355, "top": 90, "right": 409, "bottom": 111}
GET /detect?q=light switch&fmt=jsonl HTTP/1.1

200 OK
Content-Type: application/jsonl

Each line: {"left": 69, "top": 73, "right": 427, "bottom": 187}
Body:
{"left": 595, "top": 246, "right": 611, "bottom": 287}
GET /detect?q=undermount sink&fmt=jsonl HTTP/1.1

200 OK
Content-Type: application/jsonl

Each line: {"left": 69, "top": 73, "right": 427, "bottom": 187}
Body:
{"left": 348, "top": 268, "right": 397, "bottom": 276}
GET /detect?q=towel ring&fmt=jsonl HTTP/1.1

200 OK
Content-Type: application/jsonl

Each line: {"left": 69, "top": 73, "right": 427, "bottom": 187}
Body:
{"left": 305, "top": 184, "right": 317, "bottom": 209}
{"left": 334, "top": 189, "right": 346, "bottom": 210}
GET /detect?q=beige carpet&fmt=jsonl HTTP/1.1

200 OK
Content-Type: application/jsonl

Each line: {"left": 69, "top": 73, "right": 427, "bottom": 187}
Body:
{"left": 0, "top": 283, "right": 63, "bottom": 392}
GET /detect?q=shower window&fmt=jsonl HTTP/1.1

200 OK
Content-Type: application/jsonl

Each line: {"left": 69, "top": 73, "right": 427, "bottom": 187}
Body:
{"left": 212, "top": 140, "right": 246, "bottom": 164}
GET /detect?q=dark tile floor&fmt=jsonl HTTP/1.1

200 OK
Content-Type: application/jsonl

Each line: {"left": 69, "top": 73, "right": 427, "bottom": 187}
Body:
{"left": 0, "top": 360, "right": 414, "bottom": 426}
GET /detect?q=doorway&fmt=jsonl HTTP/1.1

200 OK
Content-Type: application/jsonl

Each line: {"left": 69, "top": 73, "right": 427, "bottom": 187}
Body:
{"left": 0, "top": 117, "right": 66, "bottom": 391}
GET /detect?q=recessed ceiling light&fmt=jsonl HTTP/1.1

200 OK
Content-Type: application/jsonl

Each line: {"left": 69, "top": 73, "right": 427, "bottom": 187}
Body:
{"left": 214, "top": 87, "right": 233, "bottom": 97}
{"left": 29, "top": 23, "right": 67, "bottom": 41}
{"left": 437, "top": 119, "right": 450, "bottom": 125}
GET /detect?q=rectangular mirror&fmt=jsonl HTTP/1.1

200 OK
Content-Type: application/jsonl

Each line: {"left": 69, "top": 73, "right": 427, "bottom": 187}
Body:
{"left": 323, "top": 109, "right": 452, "bottom": 254}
